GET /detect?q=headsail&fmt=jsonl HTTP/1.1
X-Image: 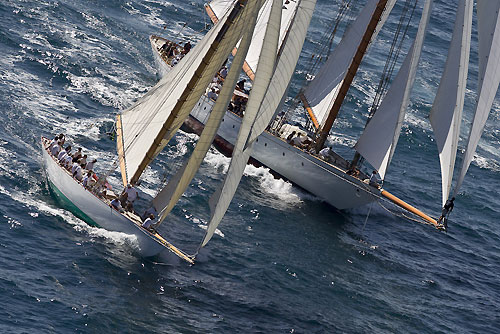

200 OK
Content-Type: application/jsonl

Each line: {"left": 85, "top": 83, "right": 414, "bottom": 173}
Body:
{"left": 202, "top": 0, "right": 317, "bottom": 248}
{"left": 301, "top": 0, "right": 396, "bottom": 130}
{"left": 453, "top": 1, "right": 500, "bottom": 195}
{"left": 116, "top": 1, "right": 247, "bottom": 186}
{"left": 152, "top": 0, "right": 263, "bottom": 222}
{"left": 429, "top": 0, "right": 472, "bottom": 207}
{"left": 354, "top": 0, "right": 433, "bottom": 180}
{"left": 206, "top": 0, "right": 300, "bottom": 80}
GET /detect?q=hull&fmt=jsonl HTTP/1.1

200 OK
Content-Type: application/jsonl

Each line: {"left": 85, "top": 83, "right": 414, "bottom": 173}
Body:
{"left": 151, "top": 37, "right": 381, "bottom": 209}
{"left": 150, "top": 35, "right": 178, "bottom": 78}
{"left": 41, "top": 137, "right": 190, "bottom": 259}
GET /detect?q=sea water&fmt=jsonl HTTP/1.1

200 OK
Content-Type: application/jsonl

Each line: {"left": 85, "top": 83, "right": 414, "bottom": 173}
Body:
{"left": 0, "top": 0, "right": 499, "bottom": 332}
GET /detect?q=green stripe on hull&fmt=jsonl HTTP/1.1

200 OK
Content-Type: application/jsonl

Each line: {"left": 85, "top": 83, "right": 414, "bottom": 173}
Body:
{"left": 47, "top": 179, "right": 100, "bottom": 227}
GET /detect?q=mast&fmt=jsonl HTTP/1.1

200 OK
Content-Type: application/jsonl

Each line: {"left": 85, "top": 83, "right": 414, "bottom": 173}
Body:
{"left": 315, "top": 0, "right": 388, "bottom": 152}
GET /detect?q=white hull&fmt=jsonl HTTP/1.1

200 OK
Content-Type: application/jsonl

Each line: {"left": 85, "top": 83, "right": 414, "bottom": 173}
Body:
{"left": 41, "top": 137, "right": 188, "bottom": 258}
{"left": 151, "top": 37, "right": 381, "bottom": 209}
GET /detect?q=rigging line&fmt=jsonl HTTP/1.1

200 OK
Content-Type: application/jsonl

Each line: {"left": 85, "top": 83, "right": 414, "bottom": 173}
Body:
{"left": 376, "top": 197, "right": 437, "bottom": 227}
{"left": 356, "top": 0, "right": 417, "bottom": 169}
{"left": 280, "top": 0, "right": 355, "bottom": 131}
{"left": 361, "top": 201, "right": 373, "bottom": 233}
{"left": 368, "top": 0, "right": 417, "bottom": 118}
{"left": 305, "top": 0, "right": 353, "bottom": 79}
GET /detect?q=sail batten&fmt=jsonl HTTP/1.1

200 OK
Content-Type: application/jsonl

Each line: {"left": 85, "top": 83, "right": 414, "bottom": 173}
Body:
{"left": 355, "top": 0, "right": 433, "bottom": 180}
{"left": 429, "top": 0, "right": 472, "bottom": 207}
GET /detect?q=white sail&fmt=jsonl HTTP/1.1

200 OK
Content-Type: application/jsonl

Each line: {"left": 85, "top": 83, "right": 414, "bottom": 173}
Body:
{"left": 302, "top": 0, "right": 396, "bottom": 129}
{"left": 202, "top": 0, "right": 317, "bottom": 248}
{"left": 354, "top": 0, "right": 433, "bottom": 180}
{"left": 116, "top": 2, "right": 247, "bottom": 186}
{"left": 152, "top": 0, "right": 262, "bottom": 221}
{"left": 207, "top": 0, "right": 300, "bottom": 79}
{"left": 429, "top": 0, "right": 472, "bottom": 207}
{"left": 454, "top": 1, "right": 500, "bottom": 194}
{"left": 205, "top": 0, "right": 236, "bottom": 21}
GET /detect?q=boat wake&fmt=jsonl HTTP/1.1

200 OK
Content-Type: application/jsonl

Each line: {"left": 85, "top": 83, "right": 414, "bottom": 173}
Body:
{"left": 0, "top": 182, "right": 139, "bottom": 251}
{"left": 203, "top": 148, "right": 322, "bottom": 206}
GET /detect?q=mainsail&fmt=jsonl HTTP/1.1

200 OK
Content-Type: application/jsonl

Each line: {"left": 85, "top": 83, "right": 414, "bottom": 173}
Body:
{"left": 117, "top": 1, "right": 248, "bottom": 186}
{"left": 202, "top": 0, "right": 317, "bottom": 248}
{"left": 355, "top": 0, "right": 433, "bottom": 180}
{"left": 429, "top": 0, "right": 472, "bottom": 207}
{"left": 301, "top": 0, "right": 396, "bottom": 129}
{"left": 206, "top": 0, "right": 300, "bottom": 80}
{"left": 454, "top": 1, "right": 500, "bottom": 195}
{"left": 152, "top": 0, "right": 263, "bottom": 222}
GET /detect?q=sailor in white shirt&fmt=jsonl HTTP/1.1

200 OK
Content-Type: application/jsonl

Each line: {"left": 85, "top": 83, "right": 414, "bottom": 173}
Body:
{"left": 74, "top": 164, "right": 84, "bottom": 181}
{"left": 82, "top": 172, "right": 90, "bottom": 187}
{"left": 142, "top": 214, "right": 156, "bottom": 230}
{"left": 110, "top": 198, "right": 124, "bottom": 213}
{"left": 71, "top": 162, "right": 80, "bottom": 175}
{"left": 48, "top": 135, "right": 60, "bottom": 150}
{"left": 125, "top": 184, "right": 138, "bottom": 203}
{"left": 207, "top": 88, "right": 218, "bottom": 101}
{"left": 85, "top": 159, "right": 97, "bottom": 171}
{"left": 57, "top": 149, "right": 67, "bottom": 162}
{"left": 64, "top": 155, "right": 72, "bottom": 169}
{"left": 51, "top": 142, "right": 61, "bottom": 156}
{"left": 319, "top": 147, "right": 333, "bottom": 162}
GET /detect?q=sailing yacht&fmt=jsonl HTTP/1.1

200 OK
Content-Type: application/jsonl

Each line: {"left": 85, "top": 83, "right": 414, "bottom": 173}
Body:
{"left": 150, "top": 0, "right": 500, "bottom": 228}
{"left": 42, "top": 0, "right": 298, "bottom": 261}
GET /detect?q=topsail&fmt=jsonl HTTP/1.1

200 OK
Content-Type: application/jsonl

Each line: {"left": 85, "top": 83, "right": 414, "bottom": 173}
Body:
{"left": 206, "top": 0, "right": 300, "bottom": 80}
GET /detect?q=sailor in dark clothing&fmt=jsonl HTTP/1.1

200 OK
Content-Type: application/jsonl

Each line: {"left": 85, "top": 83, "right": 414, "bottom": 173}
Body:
{"left": 183, "top": 41, "right": 192, "bottom": 54}
{"left": 237, "top": 79, "right": 246, "bottom": 91}
{"left": 437, "top": 196, "right": 455, "bottom": 229}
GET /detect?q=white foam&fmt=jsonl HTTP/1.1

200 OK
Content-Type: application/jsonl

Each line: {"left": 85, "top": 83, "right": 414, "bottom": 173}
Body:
{"left": 3, "top": 183, "right": 139, "bottom": 250}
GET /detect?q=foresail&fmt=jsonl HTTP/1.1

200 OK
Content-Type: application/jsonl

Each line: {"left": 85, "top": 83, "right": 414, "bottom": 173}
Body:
{"left": 152, "top": 0, "right": 262, "bottom": 222}
{"left": 202, "top": 0, "right": 317, "bottom": 248}
{"left": 301, "top": 0, "right": 396, "bottom": 129}
{"left": 117, "top": 1, "right": 246, "bottom": 186}
{"left": 429, "top": 0, "right": 472, "bottom": 207}
{"left": 206, "top": 0, "right": 299, "bottom": 80}
{"left": 454, "top": 1, "right": 500, "bottom": 195}
{"left": 354, "top": 0, "right": 432, "bottom": 180}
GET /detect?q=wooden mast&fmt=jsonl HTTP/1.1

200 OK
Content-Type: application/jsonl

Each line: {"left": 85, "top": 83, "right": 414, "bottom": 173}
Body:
{"left": 315, "top": 0, "right": 388, "bottom": 152}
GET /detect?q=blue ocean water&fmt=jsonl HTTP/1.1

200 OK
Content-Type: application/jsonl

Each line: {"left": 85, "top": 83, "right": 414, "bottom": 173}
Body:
{"left": 0, "top": 0, "right": 499, "bottom": 332}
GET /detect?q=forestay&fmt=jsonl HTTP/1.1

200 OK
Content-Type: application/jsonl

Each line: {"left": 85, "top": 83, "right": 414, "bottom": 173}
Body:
{"left": 202, "top": 0, "right": 317, "bottom": 248}
{"left": 355, "top": 0, "right": 433, "bottom": 180}
{"left": 206, "top": 0, "right": 299, "bottom": 80}
{"left": 454, "top": 1, "right": 500, "bottom": 195}
{"left": 116, "top": 1, "right": 246, "bottom": 186}
{"left": 301, "top": 0, "right": 396, "bottom": 129}
{"left": 429, "top": 0, "right": 472, "bottom": 207}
